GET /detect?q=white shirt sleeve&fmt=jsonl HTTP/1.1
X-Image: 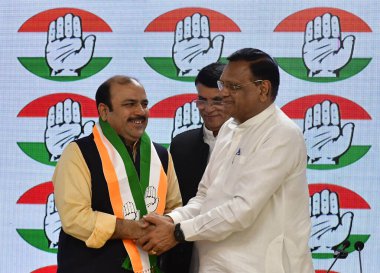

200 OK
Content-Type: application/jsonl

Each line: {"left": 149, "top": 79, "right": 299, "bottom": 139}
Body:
{"left": 171, "top": 124, "right": 306, "bottom": 242}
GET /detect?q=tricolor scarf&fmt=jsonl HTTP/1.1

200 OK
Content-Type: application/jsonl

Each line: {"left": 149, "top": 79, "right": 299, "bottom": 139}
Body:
{"left": 93, "top": 119, "right": 168, "bottom": 273}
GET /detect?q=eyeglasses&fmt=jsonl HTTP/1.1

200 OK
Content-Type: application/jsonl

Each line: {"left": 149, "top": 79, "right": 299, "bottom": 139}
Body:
{"left": 217, "top": 80, "right": 263, "bottom": 93}
{"left": 194, "top": 99, "right": 225, "bottom": 109}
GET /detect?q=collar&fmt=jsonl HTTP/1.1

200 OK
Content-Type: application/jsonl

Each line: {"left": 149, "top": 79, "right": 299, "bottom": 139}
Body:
{"left": 203, "top": 125, "right": 217, "bottom": 141}
{"left": 203, "top": 125, "right": 218, "bottom": 160}
{"left": 228, "top": 103, "right": 276, "bottom": 131}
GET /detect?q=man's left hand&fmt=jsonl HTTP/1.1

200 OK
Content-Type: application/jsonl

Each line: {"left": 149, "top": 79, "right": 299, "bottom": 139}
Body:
{"left": 136, "top": 213, "right": 177, "bottom": 255}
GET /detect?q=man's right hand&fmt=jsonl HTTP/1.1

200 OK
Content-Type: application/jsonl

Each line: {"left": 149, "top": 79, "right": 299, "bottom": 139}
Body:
{"left": 112, "top": 218, "right": 153, "bottom": 241}
{"left": 136, "top": 213, "right": 177, "bottom": 255}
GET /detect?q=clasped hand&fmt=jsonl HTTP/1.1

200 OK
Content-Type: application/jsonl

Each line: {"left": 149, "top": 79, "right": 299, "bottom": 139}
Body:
{"left": 136, "top": 213, "right": 178, "bottom": 255}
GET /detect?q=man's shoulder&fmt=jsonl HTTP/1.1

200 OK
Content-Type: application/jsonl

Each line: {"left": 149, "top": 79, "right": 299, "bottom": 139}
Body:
{"left": 75, "top": 134, "right": 94, "bottom": 146}
{"left": 274, "top": 109, "right": 303, "bottom": 137}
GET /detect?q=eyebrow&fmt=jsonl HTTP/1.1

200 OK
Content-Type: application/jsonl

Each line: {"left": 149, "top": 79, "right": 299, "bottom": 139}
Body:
{"left": 121, "top": 99, "right": 149, "bottom": 104}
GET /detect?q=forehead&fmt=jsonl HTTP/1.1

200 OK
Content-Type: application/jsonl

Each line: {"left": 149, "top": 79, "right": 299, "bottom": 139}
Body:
{"left": 109, "top": 82, "right": 147, "bottom": 101}
{"left": 221, "top": 60, "right": 253, "bottom": 82}
{"left": 196, "top": 83, "right": 221, "bottom": 99}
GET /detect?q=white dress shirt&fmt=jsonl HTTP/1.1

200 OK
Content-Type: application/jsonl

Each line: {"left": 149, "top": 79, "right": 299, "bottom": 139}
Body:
{"left": 168, "top": 104, "right": 314, "bottom": 273}
{"left": 202, "top": 125, "right": 217, "bottom": 162}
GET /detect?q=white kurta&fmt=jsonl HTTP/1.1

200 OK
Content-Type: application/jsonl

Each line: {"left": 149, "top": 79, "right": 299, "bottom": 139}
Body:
{"left": 168, "top": 104, "right": 314, "bottom": 273}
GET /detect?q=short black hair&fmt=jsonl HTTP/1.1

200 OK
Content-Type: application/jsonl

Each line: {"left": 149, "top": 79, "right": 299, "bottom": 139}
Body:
{"left": 95, "top": 75, "right": 140, "bottom": 112}
{"left": 227, "top": 48, "right": 280, "bottom": 99}
{"left": 195, "top": 62, "right": 225, "bottom": 88}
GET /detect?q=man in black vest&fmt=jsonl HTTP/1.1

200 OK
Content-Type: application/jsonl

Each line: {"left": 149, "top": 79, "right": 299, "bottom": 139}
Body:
{"left": 53, "top": 75, "right": 182, "bottom": 273}
{"left": 161, "top": 63, "right": 230, "bottom": 273}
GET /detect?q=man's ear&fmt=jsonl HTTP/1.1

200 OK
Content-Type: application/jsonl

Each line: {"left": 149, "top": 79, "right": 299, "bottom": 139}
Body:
{"left": 259, "top": 80, "right": 271, "bottom": 102}
{"left": 98, "top": 103, "right": 109, "bottom": 121}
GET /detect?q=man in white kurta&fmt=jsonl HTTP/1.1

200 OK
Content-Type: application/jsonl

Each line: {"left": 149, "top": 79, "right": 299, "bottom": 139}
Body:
{"left": 169, "top": 104, "right": 313, "bottom": 273}
{"left": 138, "top": 48, "right": 314, "bottom": 273}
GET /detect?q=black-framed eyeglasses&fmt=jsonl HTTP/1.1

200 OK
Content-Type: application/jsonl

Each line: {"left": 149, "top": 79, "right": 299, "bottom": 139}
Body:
{"left": 217, "top": 80, "right": 263, "bottom": 92}
{"left": 194, "top": 99, "right": 225, "bottom": 109}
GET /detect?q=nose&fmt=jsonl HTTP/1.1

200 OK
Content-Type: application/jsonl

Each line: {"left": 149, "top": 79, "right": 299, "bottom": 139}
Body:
{"left": 135, "top": 103, "right": 147, "bottom": 115}
{"left": 218, "top": 84, "right": 230, "bottom": 97}
{"left": 203, "top": 104, "right": 215, "bottom": 112}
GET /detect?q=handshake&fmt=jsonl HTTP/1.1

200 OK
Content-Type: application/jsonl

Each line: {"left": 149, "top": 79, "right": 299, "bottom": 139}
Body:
{"left": 119, "top": 213, "right": 180, "bottom": 256}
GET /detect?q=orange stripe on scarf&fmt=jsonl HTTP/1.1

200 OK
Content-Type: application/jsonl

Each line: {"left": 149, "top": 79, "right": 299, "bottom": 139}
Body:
{"left": 93, "top": 126, "right": 144, "bottom": 272}
{"left": 156, "top": 167, "right": 167, "bottom": 215}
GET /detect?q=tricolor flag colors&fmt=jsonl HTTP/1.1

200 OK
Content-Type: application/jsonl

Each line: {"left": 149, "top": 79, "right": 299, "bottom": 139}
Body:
{"left": 282, "top": 94, "right": 371, "bottom": 170}
{"left": 18, "top": 8, "right": 112, "bottom": 81}
{"left": 274, "top": 7, "right": 372, "bottom": 82}
{"left": 144, "top": 7, "right": 240, "bottom": 82}
{"left": 17, "top": 93, "right": 98, "bottom": 166}
{"left": 16, "top": 182, "right": 57, "bottom": 254}
{"left": 309, "top": 183, "right": 371, "bottom": 260}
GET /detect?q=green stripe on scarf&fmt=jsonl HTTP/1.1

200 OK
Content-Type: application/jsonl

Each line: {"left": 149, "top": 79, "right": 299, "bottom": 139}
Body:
{"left": 99, "top": 118, "right": 150, "bottom": 216}
{"left": 99, "top": 119, "right": 159, "bottom": 271}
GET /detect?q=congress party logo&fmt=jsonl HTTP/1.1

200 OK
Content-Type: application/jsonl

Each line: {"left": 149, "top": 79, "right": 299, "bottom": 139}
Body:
{"left": 18, "top": 8, "right": 112, "bottom": 81}
{"left": 309, "top": 184, "right": 370, "bottom": 260}
{"left": 282, "top": 94, "right": 371, "bottom": 170}
{"left": 274, "top": 7, "right": 372, "bottom": 82}
{"left": 148, "top": 93, "right": 199, "bottom": 146}
{"left": 17, "top": 182, "right": 60, "bottom": 253}
{"left": 31, "top": 266, "right": 57, "bottom": 273}
{"left": 144, "top": 7, "right": 240, "bottom": 82}
{"left": 17, "top": 93, "right": 98, "bottom": 166}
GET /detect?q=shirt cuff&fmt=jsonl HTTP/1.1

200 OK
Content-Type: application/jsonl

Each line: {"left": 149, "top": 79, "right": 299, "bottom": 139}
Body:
{"left": 166, "top": 210, "right": 183, "bottom": 224}
{"left": 166, "top": 211, "right": 198, "bottom": 241}
{"left": 85, "top": 212, "right": 116, "bottom": 248}
{"left": 178, "top": 218, "right": 197, "bottom": 241}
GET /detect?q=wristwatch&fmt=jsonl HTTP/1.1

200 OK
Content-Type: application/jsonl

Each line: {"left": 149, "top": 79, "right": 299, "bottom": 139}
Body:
{"left": 174, "top": 223, "right": 186, "bottom": 243}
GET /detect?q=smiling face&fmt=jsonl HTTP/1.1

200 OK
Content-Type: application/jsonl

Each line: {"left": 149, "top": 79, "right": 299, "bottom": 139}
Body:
{"left": 219, "top": 60, "right": 272, "bottom": 124}
{"left": 196, "top": 83, "right": 230, "bottom": 136}
{"left": 98, "top": 80, "right": 149, "bottom": 146}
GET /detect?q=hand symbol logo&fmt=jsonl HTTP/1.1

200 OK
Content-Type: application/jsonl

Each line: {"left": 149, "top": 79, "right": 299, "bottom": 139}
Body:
{"left": 303, "top": 100, "right": 354, "bottom": 165}
{"left": 45, "top": 98, "right": 95, "bottom": 161}
{"left": 46, "top": 13, "right": 96, "bottom": 76}
{"left": 309, "top": 189, "right": 354, "bottom": 253}
{"left": 303, "top": 13, "right": 355, "bottom": 77}
{"left": 123, "top": 202, "right": 140, "bottom": 220}
{"left": 173, "top": 13, "right": 224, "bottom": 77}
{"left": 145, "top": 186, "right": 159, "bottom": 213}
{"left": 44, "top": 193, "right": 61, "bottom": 249}
{"left": 172, "top": 101, "right": 203, "bottom": 139}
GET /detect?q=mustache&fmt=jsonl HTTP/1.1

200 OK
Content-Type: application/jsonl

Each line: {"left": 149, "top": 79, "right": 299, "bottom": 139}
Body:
{"left": 127, "top": 116, "right": 147, "bottom": 122}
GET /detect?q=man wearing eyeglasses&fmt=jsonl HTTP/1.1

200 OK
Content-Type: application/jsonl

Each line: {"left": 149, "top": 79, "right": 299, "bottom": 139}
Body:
{"left": 138, "top": 49, "right": 314, "bottom": 273}
{"left": 161, "top": 62, "right": 230, "bottom": 273}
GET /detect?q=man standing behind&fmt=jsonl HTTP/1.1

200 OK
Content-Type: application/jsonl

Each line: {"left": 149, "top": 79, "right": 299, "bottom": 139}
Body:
{"left": 171, "top": 62, "right": 228, "bottom": 205}
{"left": 53, "top": 75, "right": 182, "bottom": 273}
{"left": 163, "top": 63, "right": 229, "bottom": 273}
{"left": 138, "top": 48, "right": 314, "bottom": 273}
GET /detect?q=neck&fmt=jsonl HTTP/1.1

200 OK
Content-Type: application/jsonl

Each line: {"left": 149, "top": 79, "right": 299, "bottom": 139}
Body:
{"left": 121, "top": 137, "right": 140, "bottom": 162}
{"left": 120, "top": 136, "right": 139, "bottom": 148}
